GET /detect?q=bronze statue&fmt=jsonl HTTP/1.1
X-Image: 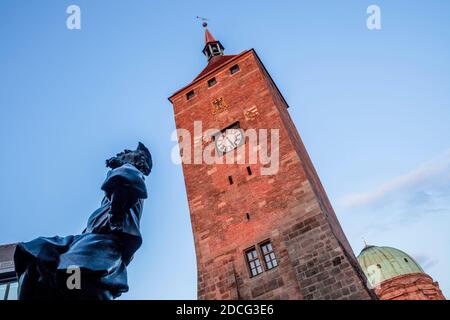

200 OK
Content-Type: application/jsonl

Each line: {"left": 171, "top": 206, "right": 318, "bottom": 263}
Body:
{"left": 14, "top": 142, "right": 152, "bottom": 300}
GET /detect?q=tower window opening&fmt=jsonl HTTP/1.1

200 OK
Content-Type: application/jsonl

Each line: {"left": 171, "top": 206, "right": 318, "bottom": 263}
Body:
{"left": 208, "top": 77, "right": 217, "bottom": 87}
{"left": 246, "top": 166, "right": 252, "bottom": 176}
{"left": 228, "top": 176, "right": 233, "bottom": 185}
{"left": 230, "top": 64, "right": 240, "bottom": 74}
{"left": 260, "top": 241, "right": 278, "bottom": 270}
{"left": 186, "top": 90, "right": 195, "bottom": 100}
{"left": 404, "top": 258, "right": 409, "bottom": 263}
{"left": 246, "top": 213, "right": 250, "bottom": 220}
{"left": 245, "top": 248, "right": 263, "bottom": 277}
{"left": 211, "top": 44, "right": 221, "bottom": 55}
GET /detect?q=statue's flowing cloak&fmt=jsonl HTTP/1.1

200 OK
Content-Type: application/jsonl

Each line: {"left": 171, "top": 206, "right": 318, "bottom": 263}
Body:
{"left": 14, "top": 163, "right": 147, "bottom": 299}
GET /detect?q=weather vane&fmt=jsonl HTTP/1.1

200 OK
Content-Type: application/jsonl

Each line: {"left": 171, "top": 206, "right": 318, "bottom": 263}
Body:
{"left": 196, "top": 16, "right": 209, "bottom": 28}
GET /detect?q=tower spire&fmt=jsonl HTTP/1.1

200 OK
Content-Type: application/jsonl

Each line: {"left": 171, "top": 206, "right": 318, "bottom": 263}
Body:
{"left": 205, "top": 28, "right": 217, "bottom": 44}
{"left": 198, "top": 20, "right": 224, "bottom": 61}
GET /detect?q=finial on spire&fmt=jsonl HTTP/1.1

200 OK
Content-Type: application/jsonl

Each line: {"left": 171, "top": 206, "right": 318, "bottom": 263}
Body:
{"left": 196, "top": 16, "right": 209, "bottom": 28}
{"left": 362, "top": 237, "right": 368, "bottom": 247}
{"left": 196, "top": 18, "right": 224, "bottom": 61}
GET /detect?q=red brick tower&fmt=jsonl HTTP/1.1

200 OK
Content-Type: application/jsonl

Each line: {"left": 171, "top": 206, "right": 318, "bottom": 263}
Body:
{"left": 168, "top": 26, "right": 376, "bottom": 300}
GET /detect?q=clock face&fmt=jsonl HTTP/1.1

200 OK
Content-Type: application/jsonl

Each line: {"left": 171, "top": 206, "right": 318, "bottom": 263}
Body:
{"left": 215, "top": 128, "right": 244, "bottom": 154}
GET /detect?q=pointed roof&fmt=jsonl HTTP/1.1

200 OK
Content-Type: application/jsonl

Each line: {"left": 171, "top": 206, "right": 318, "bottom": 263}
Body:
{"left": 168, "top": 50, "right": 249, "bottom": 101}
{"left": 205, "top": 28, "right": 217, "bottom": 44}
{"left": 202, "top": 26, "right": 224, "bottom": 57}
{"left": 170, "top": 26, "right": 287, "bottom": 102}
{"left": 193, "top": 54, "right": 238, "bottom": 81}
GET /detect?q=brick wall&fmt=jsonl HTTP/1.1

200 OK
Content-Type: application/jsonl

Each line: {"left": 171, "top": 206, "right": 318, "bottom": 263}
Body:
{"left": 169, "top": 50, "right": 376, "bottom": 300}
{"left": 376, "top": 273, "right": 446, "bottom": 300}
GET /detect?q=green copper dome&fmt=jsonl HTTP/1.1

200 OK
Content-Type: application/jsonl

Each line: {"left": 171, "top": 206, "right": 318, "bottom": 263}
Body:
{"left": 357, "top": 245, "right": 424, "bottom": 285}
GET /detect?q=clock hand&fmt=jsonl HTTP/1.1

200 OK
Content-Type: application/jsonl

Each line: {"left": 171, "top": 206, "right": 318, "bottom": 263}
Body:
{"left": 226, "top": 136, "right": 237, "bottom": 148}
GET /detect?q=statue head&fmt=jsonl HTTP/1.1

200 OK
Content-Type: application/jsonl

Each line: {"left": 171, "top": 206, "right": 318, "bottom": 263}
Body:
{"left": 106, "top": 142, "right": 153, "bottom": 176}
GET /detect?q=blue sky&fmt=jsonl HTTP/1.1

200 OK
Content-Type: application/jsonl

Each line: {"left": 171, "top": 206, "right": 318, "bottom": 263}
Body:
{"left": 0, "top": 1, "right": 449, "bottom": 299}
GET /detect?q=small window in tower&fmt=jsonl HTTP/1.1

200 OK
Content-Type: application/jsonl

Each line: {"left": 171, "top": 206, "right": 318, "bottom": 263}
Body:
{"left": 246, "top": 166, "right": 252, "bottom": 176}
{"left": 245, "top": 248, "right": 263, "bottom": 277}
{"left": 404, "top": 258, "right": 409, "bottom": 263}
{"left": 186, "top": 90, "right": 195, "bottom": 100}
{"left": 208, "top": 77, "right": 217, "bottom": 87}
{"left": 246, "top": 213, "right": 250, "bottom": 220}
{"left": 211, "top": 44, "right": 221, "bottom": 55}
{"left": 260, "top": 241, "right": 278, "bottom": 270}
{"left": 230, "top": 64, "right": 240, "bottom": 74}
{"left": 228, "top": 176, "right": 233, "bottom": 185}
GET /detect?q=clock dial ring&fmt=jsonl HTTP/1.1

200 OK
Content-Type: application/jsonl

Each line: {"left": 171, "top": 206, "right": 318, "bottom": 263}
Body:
{"left": 215, "top": 128, "right": 244, "bottom": 154}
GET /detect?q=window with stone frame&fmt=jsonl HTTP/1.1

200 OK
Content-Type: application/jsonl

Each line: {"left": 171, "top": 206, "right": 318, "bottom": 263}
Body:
{"left": 260, "top": 241, "right": 278, "bottom": 270}
{"left": 245, "top": 247, "right": 263, "bottom": 277}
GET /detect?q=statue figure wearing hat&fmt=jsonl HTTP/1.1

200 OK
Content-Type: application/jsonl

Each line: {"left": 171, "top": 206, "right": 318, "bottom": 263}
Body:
{"left": 14, "top": 142, "right": 153, "bottom": 300}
